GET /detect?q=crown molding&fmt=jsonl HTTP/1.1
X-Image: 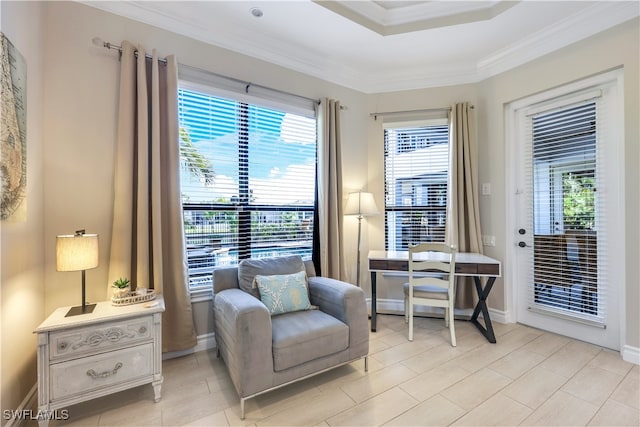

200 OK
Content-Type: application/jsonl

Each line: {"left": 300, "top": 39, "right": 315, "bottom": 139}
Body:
{"left": 314, "top": 0, "right": 516, "bottom": 36}
{"left": 476, "top": 1, "right": 640, "bottom": 80}
{"left": 82, "top": 1, "right": 639, "bottom": 94}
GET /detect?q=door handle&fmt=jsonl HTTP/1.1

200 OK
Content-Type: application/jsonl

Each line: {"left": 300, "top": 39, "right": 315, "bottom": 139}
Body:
{"left": 518, "top": 241, "right": 528, "bottom": 248}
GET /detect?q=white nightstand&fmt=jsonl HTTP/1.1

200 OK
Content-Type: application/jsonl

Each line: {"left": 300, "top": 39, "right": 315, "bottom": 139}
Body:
{"left": 34, "top": 296, "right": 165, "bottom": 427}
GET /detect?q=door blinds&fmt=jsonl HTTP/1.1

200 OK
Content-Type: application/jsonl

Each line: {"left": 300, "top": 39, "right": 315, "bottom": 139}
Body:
{"left": 524, "top": 95, "right": 607, "bottom": 326}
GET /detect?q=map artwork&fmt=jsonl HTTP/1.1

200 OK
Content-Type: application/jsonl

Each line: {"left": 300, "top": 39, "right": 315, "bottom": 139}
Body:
{"left": 1, "top": 32, "right": 27, "bottom": 221}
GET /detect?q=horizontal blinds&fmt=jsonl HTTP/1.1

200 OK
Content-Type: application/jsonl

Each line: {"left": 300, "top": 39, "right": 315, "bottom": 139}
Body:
{"left": 178, "top": 64, "right": 316, "bottom": 118}
{"left": 528, "top": 99, "right": 605, "bottom": 325}
{"left": 178, "top": 88, "right": 317, "bottom": 288}
{"left": 384, "top": 121, "right": 449, "bottom": 250}
{"left": 180, "top": 90, "right": 239, "bottom": 202}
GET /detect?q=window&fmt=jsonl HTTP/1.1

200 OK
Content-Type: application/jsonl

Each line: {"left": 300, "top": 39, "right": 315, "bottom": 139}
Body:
{"left": 384, "top": 120, "right": 449, "bottom": 250}
{"left": 178, "top": 87, "right": 317, "bottom": 290}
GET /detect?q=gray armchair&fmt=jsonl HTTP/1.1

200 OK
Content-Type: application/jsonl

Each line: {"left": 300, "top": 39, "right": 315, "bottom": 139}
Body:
{"left": 213, "top": 255, "right": 369, "bottom": 419}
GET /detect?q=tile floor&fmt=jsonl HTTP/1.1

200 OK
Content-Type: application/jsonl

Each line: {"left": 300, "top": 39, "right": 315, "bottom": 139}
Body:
{"left": 49, "top": 315, "right": 639, "bottom": 426}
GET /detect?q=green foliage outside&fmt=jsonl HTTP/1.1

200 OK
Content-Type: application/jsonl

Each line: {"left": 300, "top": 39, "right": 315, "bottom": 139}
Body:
{"left": 180, "top": 128, "right": 215, "bottom": 185}
{"left": 563, "top": 172, "right": 595, "bottom": 230}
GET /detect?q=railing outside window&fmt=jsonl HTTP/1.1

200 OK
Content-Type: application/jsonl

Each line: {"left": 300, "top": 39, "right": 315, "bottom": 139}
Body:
{"left": 183, "top": 204, "right": 313, "bottom": 289}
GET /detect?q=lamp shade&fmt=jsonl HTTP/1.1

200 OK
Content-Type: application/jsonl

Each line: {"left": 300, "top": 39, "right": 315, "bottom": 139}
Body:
{"left": 344, "top": 192, "right": 379, "bottom": 216}
{"left": 56, "top": 233, "right": 99, "bottom": 272}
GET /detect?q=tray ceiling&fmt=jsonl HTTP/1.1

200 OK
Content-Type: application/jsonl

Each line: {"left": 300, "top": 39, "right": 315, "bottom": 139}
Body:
{"left": 83, "top": 1, "right": 639, "bottom": 93}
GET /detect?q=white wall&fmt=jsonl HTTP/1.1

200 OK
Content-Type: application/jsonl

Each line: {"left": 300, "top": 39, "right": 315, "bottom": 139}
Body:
{"left": 0, "top": 0, "right": 45, "bottom": 419}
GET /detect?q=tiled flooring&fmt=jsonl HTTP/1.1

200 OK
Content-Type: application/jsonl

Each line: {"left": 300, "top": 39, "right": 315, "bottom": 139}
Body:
{"left": 50, "top": 315, "right": 639, "bottom": 426}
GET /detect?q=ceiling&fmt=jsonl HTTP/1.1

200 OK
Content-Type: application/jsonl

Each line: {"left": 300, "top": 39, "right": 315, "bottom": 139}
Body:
{"left": 84, "top": 1, "right": 638, "bottom": 93}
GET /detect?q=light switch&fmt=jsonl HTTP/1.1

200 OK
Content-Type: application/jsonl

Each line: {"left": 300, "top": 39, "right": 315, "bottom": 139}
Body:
{"left": 482, "top": 235, "right": 496, "bottom": 247}
{"left": 482, "top": 183, "right": 491, "bottom": 195}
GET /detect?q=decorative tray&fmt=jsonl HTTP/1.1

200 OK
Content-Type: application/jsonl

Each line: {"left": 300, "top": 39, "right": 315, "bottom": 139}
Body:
{"left": 111, "top": 290, "right": 157, "bottom": 306}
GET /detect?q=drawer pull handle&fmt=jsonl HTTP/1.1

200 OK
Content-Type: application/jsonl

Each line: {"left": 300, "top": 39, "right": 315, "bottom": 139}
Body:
{"left": 58, "top": 342, "right": 68, "bottom": 351}
{"left": 139, "top": 326, "right": 147, "bottom": 334}
{"left": 86, "top": 362, "right": 123, "bottom": 379}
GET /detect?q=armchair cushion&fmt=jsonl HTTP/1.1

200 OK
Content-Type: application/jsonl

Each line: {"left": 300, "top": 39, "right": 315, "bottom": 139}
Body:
{"left": 271, "top": 310, "right": 349, "bottom": 372}
{"left": 238, "top": 255, "right": 306, "bottom": 299}
{"left": 255, "top": 271, "right": 311, "bottom": 315}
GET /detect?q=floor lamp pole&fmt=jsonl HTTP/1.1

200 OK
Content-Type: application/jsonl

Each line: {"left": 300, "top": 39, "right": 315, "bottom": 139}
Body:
{"left": 356, "top": 214, "right": 363, "bottom": 287}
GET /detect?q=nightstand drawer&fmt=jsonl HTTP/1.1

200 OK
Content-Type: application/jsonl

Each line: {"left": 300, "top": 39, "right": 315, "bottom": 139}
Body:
{"left": 50, "top": 316, "right": 153, "bottom": 360}
{"left": 50, "top": 343, "right": 153, "bottom": 401}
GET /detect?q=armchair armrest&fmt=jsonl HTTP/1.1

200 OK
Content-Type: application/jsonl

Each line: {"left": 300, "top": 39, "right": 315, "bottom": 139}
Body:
{"left": 214, "top": 289, "right": 273, "bottom": 396}
{"left": 308, "top": 277, "right": 369, "bottom": 356}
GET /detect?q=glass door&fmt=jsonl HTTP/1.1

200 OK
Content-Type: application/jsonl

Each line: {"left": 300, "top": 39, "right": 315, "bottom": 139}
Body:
{"left": 511, "top": 73, "right": 623, "bottom": 350}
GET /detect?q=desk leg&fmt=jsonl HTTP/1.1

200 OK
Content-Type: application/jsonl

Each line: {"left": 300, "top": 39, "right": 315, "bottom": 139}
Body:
{"left": 371, "top": 271, "right": 377, "bottom": 332}
{"left": 470, "top": 276, "right": 497, "bottom": 343}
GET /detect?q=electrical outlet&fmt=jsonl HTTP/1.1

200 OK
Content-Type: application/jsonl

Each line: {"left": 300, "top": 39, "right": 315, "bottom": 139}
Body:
{"left": 482, "top": 183, "right": 491, "bottom": 195}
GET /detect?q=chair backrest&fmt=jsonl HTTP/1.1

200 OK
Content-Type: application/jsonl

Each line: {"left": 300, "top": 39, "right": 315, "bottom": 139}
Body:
{"left": 408, "top": 243, "right": 457, "bottom": 292}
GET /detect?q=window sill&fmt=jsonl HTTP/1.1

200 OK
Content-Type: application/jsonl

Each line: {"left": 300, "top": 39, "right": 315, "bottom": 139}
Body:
{"left": 190, "top": 287, "right": 213, "bottom": 303}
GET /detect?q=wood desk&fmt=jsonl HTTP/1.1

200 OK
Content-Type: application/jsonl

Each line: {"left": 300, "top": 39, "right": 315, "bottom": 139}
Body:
{"left": 368, "top": 250, "right": 502, "bottom": 343}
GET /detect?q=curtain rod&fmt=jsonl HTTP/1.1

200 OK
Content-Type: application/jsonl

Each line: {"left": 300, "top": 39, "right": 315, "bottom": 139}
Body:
{"left": 92, "top": 37, "right": 168, "bottom": 64}
{"left": 93, "top": 37, "right": 327, "bottom": 108}
{"left": 370, "top": 105, "right": 474, "bottom": 120}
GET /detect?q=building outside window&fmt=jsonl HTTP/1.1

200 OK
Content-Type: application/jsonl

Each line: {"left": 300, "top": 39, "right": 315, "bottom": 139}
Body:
{"left": 384, "top": 120, "right": 450, "bottom": 250}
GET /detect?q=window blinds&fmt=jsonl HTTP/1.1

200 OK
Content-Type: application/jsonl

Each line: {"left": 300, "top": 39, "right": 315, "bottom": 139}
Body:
{"left": 178, "top": 88, "right": 317, "bottom": 288}
{"left": 384, "top": 121, "right": 450, "bottom": 250}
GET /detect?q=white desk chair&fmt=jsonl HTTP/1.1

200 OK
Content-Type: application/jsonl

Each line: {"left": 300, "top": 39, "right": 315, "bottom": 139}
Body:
{"left": 403, "top": 243, "right": 457, "bottom": 345}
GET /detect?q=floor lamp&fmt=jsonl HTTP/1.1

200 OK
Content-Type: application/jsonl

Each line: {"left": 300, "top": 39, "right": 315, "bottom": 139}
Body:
{"left": 345, "top": 192, "right": 379, "bottom": 287}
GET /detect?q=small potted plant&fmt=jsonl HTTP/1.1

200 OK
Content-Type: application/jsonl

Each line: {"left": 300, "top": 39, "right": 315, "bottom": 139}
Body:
{"left": 112, "top": 277, "right": 130, "bottom": 298}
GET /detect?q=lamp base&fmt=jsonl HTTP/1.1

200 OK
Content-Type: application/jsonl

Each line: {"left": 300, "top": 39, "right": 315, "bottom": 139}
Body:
{"left": 65, "top": 303, "right": 96, "bottom": 317}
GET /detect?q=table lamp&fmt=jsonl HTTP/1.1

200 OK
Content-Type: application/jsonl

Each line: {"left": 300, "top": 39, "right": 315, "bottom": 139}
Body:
{"left": 56, "top": 229, "right": 99, "bottom": 316}
{"left": 345, "top": 191, "right": 379, "bottom": 287}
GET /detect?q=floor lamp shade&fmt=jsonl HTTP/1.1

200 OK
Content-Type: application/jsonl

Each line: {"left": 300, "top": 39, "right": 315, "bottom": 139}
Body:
{"left": 345, "top": 192, "right": 379, "bottom": 217}
{"left": 56, "top": 230, "right": 99, "bottom": 316}
{"left": 345, "top": 192, "right": 379, "bottom": 287}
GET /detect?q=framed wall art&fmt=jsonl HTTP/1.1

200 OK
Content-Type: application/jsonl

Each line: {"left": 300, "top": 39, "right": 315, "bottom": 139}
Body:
{"left": 1, "top": 32, "right": 27, "bottom": 221}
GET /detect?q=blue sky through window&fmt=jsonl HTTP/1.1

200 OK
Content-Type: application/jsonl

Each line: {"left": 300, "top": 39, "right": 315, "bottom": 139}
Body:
{"left": 178, "top": 89, "right": 316, "bottom": 205}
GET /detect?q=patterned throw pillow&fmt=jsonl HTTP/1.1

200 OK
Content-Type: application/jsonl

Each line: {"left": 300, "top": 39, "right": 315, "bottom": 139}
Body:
{"left": 254, "top": 271, "right": 311, "bottom": 316}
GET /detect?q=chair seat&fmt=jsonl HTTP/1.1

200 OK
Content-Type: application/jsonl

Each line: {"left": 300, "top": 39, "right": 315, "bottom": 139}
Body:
{"left": 403, "top": 282, "right": 449, "bottom": 300}
{"left": 271, "top": 309, "right": 349, "bottom": 372}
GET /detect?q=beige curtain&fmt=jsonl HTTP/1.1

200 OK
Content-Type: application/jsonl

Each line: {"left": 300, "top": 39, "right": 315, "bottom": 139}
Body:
{"left": 447, "top": 102, "right": 483, "bottom": 308}
{"left": 316, "top": 98, "right": 345, "bottom": 280}
{"left": 108, "top": 41, "right": 196, "bottom": 352}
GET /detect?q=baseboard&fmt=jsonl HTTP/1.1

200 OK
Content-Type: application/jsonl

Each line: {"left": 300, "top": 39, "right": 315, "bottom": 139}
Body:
{"left": 621, "top": 344, "right": 640, "bottom": 365}
{"left": 4, "top": 383, "right": 37, "bottom": 427}
{"left": 162, "top": 332, "right": 217, "bottom": 360}
{"left": 488, "top": 307, "right": 508, "bottom": 324}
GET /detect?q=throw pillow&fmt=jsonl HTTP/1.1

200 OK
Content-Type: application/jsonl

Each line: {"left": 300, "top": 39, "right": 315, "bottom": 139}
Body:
{"left": 238, "top": 255, "right": 306, "bottom": 299}
{"left": 255, "top": 271, "right": 311, "bottom": 316}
